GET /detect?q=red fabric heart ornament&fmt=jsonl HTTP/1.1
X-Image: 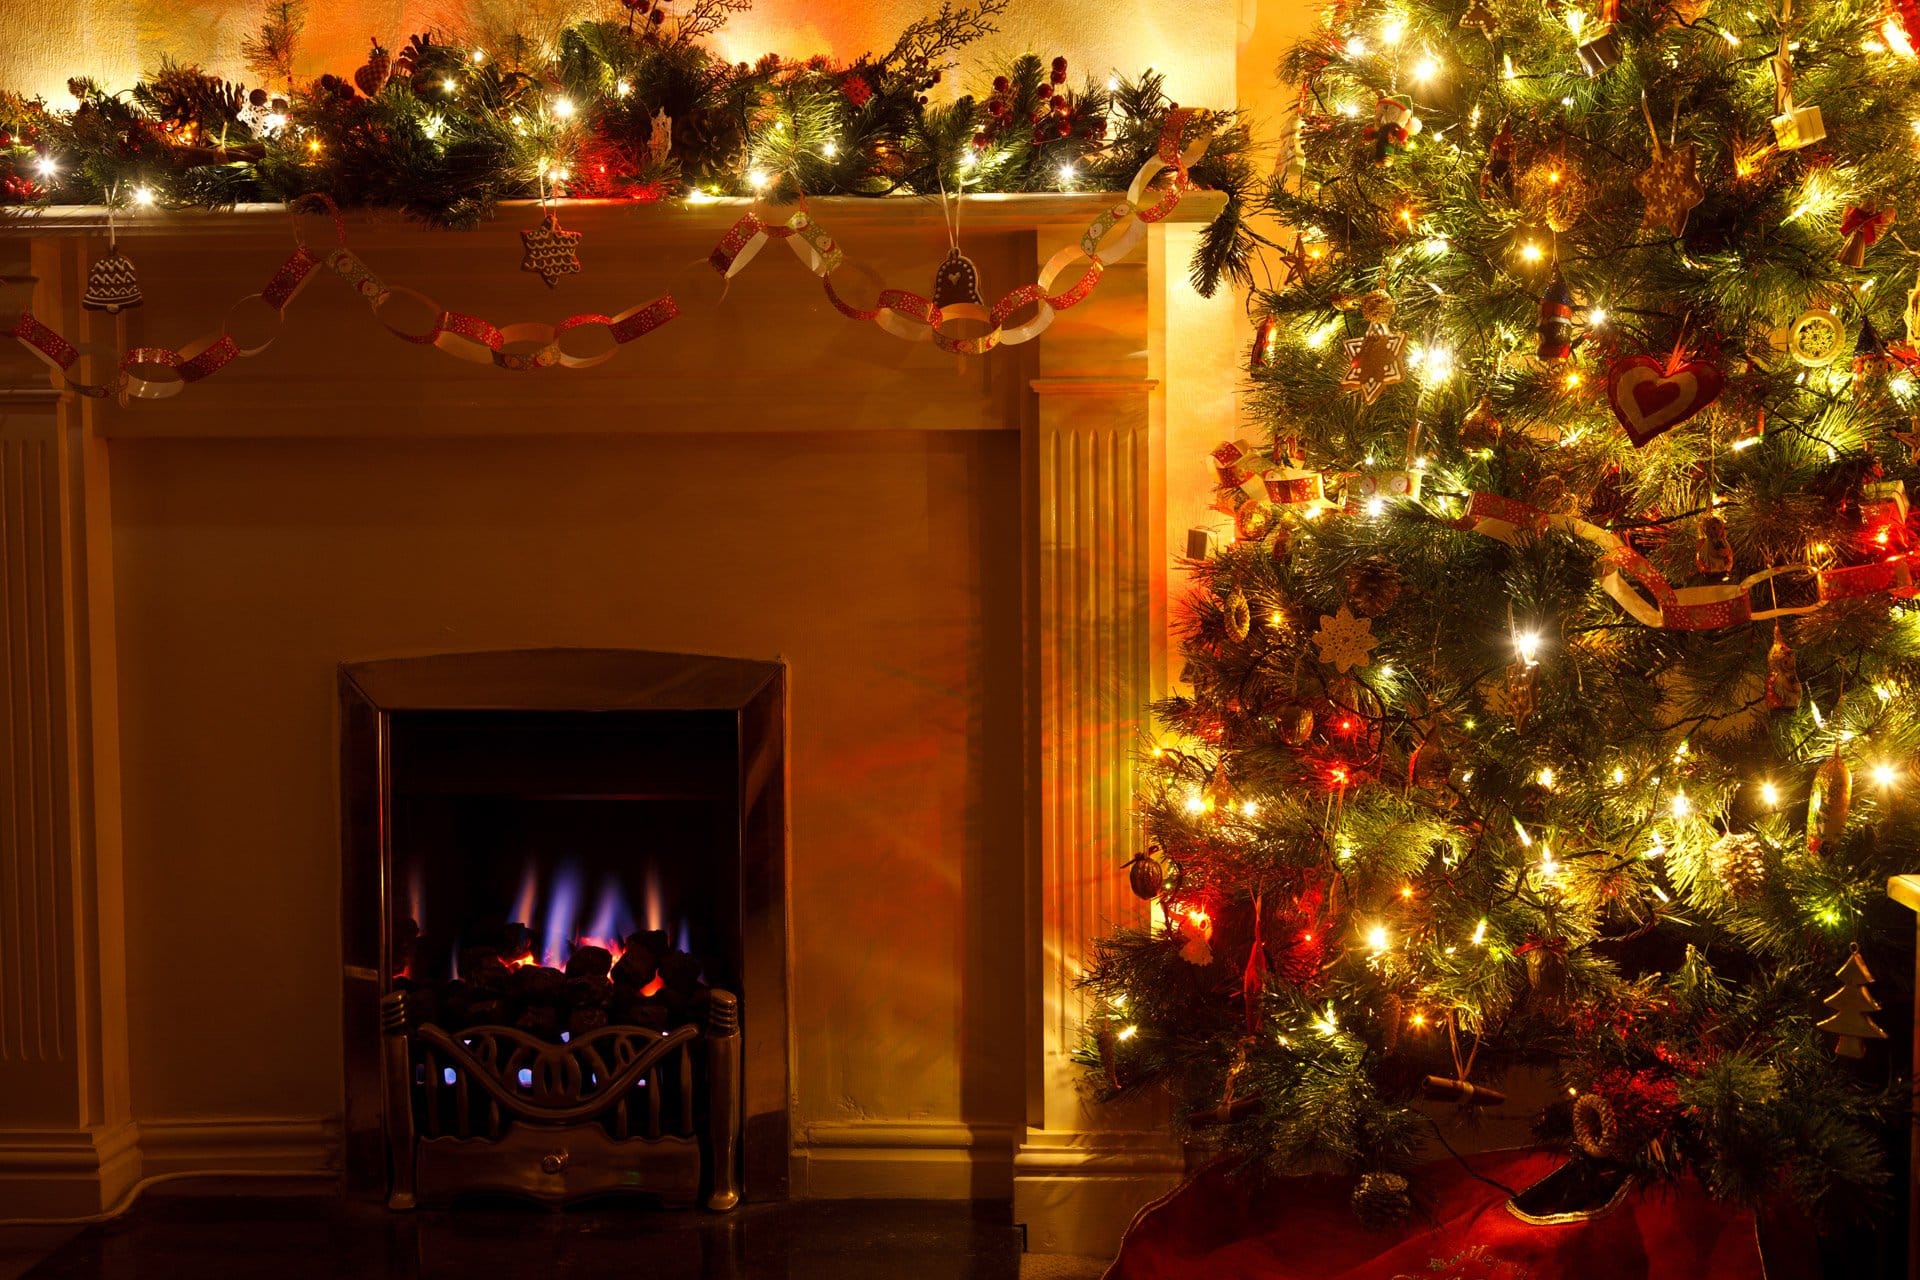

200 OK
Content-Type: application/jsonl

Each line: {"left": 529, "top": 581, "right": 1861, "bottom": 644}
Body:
{"left": 1606, "top": 354, "right": 1724, "bottom": 447}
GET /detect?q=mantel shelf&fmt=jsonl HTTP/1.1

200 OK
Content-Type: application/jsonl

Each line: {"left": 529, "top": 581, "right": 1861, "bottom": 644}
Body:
{"left": 1, "top": 190, "right": 1227, "bottom": 244}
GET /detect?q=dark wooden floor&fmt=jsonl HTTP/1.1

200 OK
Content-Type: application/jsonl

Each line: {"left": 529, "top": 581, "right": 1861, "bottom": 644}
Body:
{"left": 9, "top": 1191, "right": 1042, "bottom": 1279}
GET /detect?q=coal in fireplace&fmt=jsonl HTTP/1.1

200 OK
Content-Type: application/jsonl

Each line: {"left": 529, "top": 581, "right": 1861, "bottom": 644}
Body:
{"left": 339, "top": 651, "right": 788, "bottom": 1210}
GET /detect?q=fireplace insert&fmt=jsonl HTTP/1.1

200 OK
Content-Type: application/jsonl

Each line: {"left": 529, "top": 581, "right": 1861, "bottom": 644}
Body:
{"left": 339, "top": 650, "right": 788, "bottom": 1208}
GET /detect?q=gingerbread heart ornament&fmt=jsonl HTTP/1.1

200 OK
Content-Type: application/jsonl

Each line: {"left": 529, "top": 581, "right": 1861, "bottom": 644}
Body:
{"left": 1606, "top": 353, "right": 1724, "bottom": 447}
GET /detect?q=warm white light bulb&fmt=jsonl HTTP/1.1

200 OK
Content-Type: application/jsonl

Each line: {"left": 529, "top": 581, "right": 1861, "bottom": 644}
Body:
{"left": 1368, "top": 925, "right": 1390, "bottom": 952}
{"left": 1346, "top": 36, "right": 1368, "bottom": 56}
{"left": 1513, "top": 631, "right": 1542, "bottom": 665}
{"left": 1472, "top": 919, "right": 1488, "bottom": 945}
{"left": 1760, "top": 780, "right": 1779, "bottom": 806}
{"left": 130, "top": 185, "right": 154, "bottom": 207}
{"left": 1382, "top": 17, "right": 1406, "bottom": 44}
{"left": 823, "top": 140, "right": 839, "bottom": 158}
{"left": 34, "top": 155, "right": 56, "bottom": 177}
{"left": 1874, "top": 763, "right": 1899, "bottom": 787}
{"left": 747, "top": 168, "right": 771, "bottom": 190}
{"left": 616, "top": 80, "right": 632, "bottom": 97}
{"left": 1520, "top": 241, "right": 1545, "bottom": 263}
{"left": 1412, "top": 56, "right": 1440, "bottom": 81}
{"left": 442, "top": 77, "right": 458, "bottom": 93}
{"left": 1365, "top": 496, "right": 1387, "bottom": 518}
{"left": 1672, "top": 792, "right": 1691, "bottom": 817}
{"left": 1057, "top": 163, "right": 1077, "bottom": 184}
{"left": 1611, "top": 766, "right": 1626, "bottom": 784}
{"left": 1587, "top": 308, "right": 1607, "bottom": 326}
{"left": 1537, "top": 767, "right": 1556, "bottom": 789}
{"left": 471, "top": 49, "right": 486, "bottom": 64}
{"left": 553, "top": 97, "right": 576, "bottom": 119}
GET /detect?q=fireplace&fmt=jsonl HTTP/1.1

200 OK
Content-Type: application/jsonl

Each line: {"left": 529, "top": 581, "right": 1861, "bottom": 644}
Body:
{"left": 338, "top": 649, "right": 788, "bottom": 1208}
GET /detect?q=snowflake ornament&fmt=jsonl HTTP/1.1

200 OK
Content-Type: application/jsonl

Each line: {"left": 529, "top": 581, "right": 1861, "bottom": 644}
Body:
{"left": 1313, "top": 604, "right": 1379, "bottom": 673}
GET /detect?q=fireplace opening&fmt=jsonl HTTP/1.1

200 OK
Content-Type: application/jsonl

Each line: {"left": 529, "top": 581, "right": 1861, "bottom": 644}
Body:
{"left": 340, "top": 652, "right": 788, "bottom": 1211}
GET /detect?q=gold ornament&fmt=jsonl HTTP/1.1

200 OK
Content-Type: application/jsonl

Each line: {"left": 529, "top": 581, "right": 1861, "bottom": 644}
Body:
{"left": 1817, "top": 944, "right": 1888, "bottom": 1057}
{"left": 520, "top": 213, "right": 584, "bottom": 287}
{"left": 1765, "top": 623, "right": 1802, "bottom": 710}
{"left": 1515, "top": 156, "right": 1596, "bottom": 233}
{"left": 1338, "top": 292, "right": 1408, "bottom": 404}
{"left": 1571, "top": 1091, "right": 1620, "bottom": 1158}
{"left": 1225, "top": 588, "right": 1252, "bottom": 642}
{"left": 1312, "top": 604, "right": 1379, "bottom": 673}
{"left": 1788, "top": 309, "right": 1845, "bottom": 366}
{"left": 1460, "top": 394, "right": 1502, "bottom": 449}
{"left": 1807, "top": 746, "right": 1851, "bottom": 858}
{"left": 1278, "top": 703, "right": 1315, "bottom": 745}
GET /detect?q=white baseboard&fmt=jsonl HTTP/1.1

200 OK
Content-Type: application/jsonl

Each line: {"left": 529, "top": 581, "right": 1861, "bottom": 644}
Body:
{"left": 1013, "top": 1129, "right": 1187, "bottom": 1257}
{"left": 792, "top": 1120, "right": 1018, "bottom": 1199}
{"left": 135, "top": 1116, "right": 340, "bottom": 1178}
{"left": 0, "top": 1123, "right": 141, "bottom": 1217}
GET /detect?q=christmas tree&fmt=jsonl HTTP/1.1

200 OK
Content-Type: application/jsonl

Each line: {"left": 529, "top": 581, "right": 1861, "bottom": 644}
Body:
{"left": 1081, "top": 0, "right": 1920, "bottom": 1224}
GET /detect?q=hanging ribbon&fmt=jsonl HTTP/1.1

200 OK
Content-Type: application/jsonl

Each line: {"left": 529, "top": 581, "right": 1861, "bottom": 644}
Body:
{"left": 706, "top": 108, "right": 1216, "bottom": 356}
{"left": 4, "top": 193, "right": 679, "bottom": 402}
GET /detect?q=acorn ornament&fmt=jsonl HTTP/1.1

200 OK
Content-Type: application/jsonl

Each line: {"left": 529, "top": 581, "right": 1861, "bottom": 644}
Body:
{"left": 1765, "top": 623, "right": 1802, "bottom": 710}
{"left": 1126, "top": 846, "right": 1169, "bottom": 900}
{"left": 1807, "top": 745, "right": 1852, "bottom": 858}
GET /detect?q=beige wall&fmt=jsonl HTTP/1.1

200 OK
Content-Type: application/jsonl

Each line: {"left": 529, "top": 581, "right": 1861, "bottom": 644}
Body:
{"left": 106, "top": 427, "right": 1026, "bottom": 1144}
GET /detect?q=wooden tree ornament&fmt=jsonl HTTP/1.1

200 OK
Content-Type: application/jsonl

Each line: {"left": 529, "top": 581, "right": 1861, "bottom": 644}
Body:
{"left": 1817, "top": 944, "right": 1888, "bottom": 1058}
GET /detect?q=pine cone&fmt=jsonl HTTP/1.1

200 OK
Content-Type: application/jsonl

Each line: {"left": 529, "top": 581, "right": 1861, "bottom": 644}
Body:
{"left": 1351, "top": 1171, "right": 1412, "bottom": 1227}
{"left": 672, "top": 107, "right": 747, "bottom": 185}
{"left": 1345, "top": 555, "right": 1403, "bottom": 615}
{"left": 1708, "top": 832, "right": 1768, "bottom": 900}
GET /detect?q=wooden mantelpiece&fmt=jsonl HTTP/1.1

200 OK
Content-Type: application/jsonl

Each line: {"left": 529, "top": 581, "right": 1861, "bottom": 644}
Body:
{"left": 1887, "top": 875, "right": 1920, "bottom": 1280}
{"left": 0, "top": 195, "right": 1238, "bottom": 1251}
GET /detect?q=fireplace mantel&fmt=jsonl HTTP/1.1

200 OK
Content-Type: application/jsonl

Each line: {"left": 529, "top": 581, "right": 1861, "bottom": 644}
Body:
{"left": 0, "top": 190, "right": 1237, "bottom": 1253}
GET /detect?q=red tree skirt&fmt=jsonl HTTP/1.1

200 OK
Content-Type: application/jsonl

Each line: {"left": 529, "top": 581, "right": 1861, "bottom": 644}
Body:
{"left": 1105, "top": 1149, "right": 1817, "bottom": 1280}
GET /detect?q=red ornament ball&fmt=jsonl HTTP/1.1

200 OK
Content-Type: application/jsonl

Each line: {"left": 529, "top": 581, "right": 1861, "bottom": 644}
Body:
{"left": 992, "top": 75, "right": 1010, "bottom": 92}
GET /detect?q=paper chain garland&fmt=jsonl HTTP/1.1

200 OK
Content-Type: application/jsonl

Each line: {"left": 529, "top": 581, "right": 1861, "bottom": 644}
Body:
{"left": 1454, "top": 489, "right": 1917, "bottom": 630}
{"left": 708, "top": 108, "right": 1214, "bottom": 356}
{"left": 1216, "top": 438, "right": 1919, "bottom": 632}
{"left": 0, "top": 111, "right": 1212, "bottom": 400}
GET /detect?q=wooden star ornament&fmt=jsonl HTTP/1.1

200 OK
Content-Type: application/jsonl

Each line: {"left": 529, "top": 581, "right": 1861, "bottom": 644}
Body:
{"left": 520, "top": 214, "right": 583, "bottom": 288}
{"left": 1339, "top": 290, "right": 1407, "bottom": 405}
{"left": 1634, "top": 139, "right": 1705, "bottom": 238}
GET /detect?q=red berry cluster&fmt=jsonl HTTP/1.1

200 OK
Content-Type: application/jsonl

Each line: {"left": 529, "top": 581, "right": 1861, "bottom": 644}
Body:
{"left": 620, "top": 0, "right": 670, "bottom": 32}
{"left": 0, "top": 173, "right": 40, "bottom": 204}
{"left": 973, "top": 55, "right": 1104, "bottom": 151}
